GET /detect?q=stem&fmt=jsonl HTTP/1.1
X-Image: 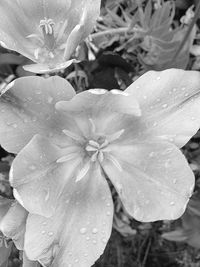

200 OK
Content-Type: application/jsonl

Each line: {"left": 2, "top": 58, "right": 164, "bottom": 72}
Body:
{"left": 90, "top": 27, "right": 128, "bottom": 39}
{"left": 174, "top": 1, "right": 200, "bottom": 59}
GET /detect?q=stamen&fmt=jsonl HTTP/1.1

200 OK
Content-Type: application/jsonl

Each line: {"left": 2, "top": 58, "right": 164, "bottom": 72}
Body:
{"left": 56, "top": 154, "right": 77, "bottom": 163}
{"left": 89, "top": 118, "right": 96, "bottom": 133}
{"left": 91, "top": 151, "right": 98, "bottom": 162}
{"left": 56, "top": 20, "right": 69, "bottom": 42}
{"left": 39, "top": 18, "right": 55, "bottom": 35}
{"left": 26, "top": 34, "right": 44, "bottom": 45}
{"left": 107, "top": 154, "right": 122, "bottom": 172}
{"left": 106, "top": 129, "right": 125, "bottom": 143}
{"left": 85, "top": 145, "right": 97, "bottom": 152}
{"left": 34, "top": 48, "right": 41, "bottom": 60}
{"left": 98, "top": 151, "right": 104, "bottom": 162}
{"left": 63, "top": 129, "right": 84, "bottom": 143}
{"left": 39, "top": 17, "right": 56, "bottom": 51}
{"left": 88, "top": 140, "right": 100, "bottom": 148}
{"left": 76, "top": 160, "right": 91, "bottom": 182}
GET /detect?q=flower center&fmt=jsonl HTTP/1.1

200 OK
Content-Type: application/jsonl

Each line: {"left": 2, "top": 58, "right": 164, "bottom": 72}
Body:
{"left": 26, "top": 17, "right": 69, "bottom": 61}
{"left": 56, "top": 119, "right": 125, "bottom": 182}
{"left": 39, "top": 17, "right": 55, "bottom": 52}
{"left": 85, "top": 139, "right": 109, "bottom": 163}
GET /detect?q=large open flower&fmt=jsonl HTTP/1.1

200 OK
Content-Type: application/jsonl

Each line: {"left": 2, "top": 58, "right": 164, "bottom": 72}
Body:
{"left": 0, "top": 69, "right": 199, "bottom": 266}
{"left": 0, "top": 0, "right": 100, "bottom": 73}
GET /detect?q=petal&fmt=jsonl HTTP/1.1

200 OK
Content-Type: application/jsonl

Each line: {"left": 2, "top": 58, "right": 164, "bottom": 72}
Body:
{"left": 0, "top": 1, "right": 38, "bottom": 61}
{"left": 22, "top": 253, "right": 40, "bottom": 267}
{"left": 57, "top": 89, "right": 140, "bottom": 116}
{"left": 0, "top": 197, "right": 13, "bottom": 221}
{"left": 0, "top": 76, "right": 75, "bottom": 153}
{"left": 10, "top": 134, "right": 81, "bottom": 217}
{"left": 23, "top": 59, "right": 76, "bottom": 74}
{"left": 102, "top": 140, "right": 194, "bottom": 222}
{"left": 0, "top": 202, "right": 28, "bottom": 250}
{"left": 24, "top": 166, "right": 113, "bottom": 267}
{"left": 126, "top": 69, "right": 200, "bottom": 147}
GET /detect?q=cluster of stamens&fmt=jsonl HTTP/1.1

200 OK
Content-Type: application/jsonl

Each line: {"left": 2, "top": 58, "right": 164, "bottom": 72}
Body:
{"left": 56, "top": 118, "right": 125, "bottom": 182}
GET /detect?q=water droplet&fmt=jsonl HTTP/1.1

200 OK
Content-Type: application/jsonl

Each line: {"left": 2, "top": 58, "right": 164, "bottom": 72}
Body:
{"left": 86, "top": 236, "right": 90, "bottom": 241}
{"left": 47, "top": 96, "right": 53, "bottom": 104}
{"left": 42, "top": 222, "right": 47, "bottom": 226}
{"left": 156, "top": 76, "right": 161, "bottom": 80}
{"left": 153, "top": 122, "right": 158, "bottom": 127}
{"left": 106, "top": 211, "right": 111, "bottom": 216}
{"left": 106, "top": 202, "right": 111, "bottom": 207}
{"left": 173, "top": 88, "right": 177, "bottom": 92}
{"left": 80, "top": 228, "right": 87, "bottom": 234}
{"left": 29, "top": 165, "right": 36, "bottom": 170}
{"left": 170, "top": 201, "right": 175, "bottom": 206}
{"left": 23, "top": 118, "right": 29, "bottom": 123}
{"left": 32, "top": 116, "right": 37, "bottom": 122}
{"left": 41, "top": 231, "right": 45, "bottom": 235}
{"left": 184, "top": 93, "right": 189, "bottom": 97}
{"left": 45, "top": 190, "right": 50, "bottom": 201}
{"left": 48, "top": 232, "right": 53, "bottom": 236}
{"left": 143, "top": 95, "right": 147, "bottom": 100}
{"left": 74, "top": 259, "right": 79, "bottom": 263}
{"left": 92, "top": 228, "right": 98, "bottom": 234}
{"left": 181, "top": 87, "right": 186, "bottom": 91}
{"left": 12, "top": 123, "right": 17, "bottom": 128}
{"left": 102, "top": 238, "right": 107, "bottom": 244}
{"left": 36, "top": 90, "right": 41, "bottom": 95}
{"left": 173, "top": 179, "right": 177, "bottom": 184}
{"left": 84, "top": 253, "right": 88, "bottom": 257}
{"left": 92, "top": 239, "right": 97, "bottom": 244}
{"left": 149, "top": 152, "right": 155, "bottom": 158}
{"left": 162, "top": 103, "right": 168, "bottom": 108}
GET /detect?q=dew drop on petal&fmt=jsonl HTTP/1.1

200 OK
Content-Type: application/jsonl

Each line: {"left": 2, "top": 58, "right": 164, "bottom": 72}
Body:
{"left": 162, "top": 104, "right": 168, "bottom": 108}
{"left": 47, "top": 96, "right": 53, "bottom": 104}
{"left": 92, "top": 239, "right": 97, "bottom": 244}
{"left": 173, "top": 179, "right": 177, "bottom": 184}
{"left": 106, "top": 211, "right": 111, "bottom": 216}
{"left": 86, "top": 236, "right": 90, "bottom": 241}
{"left": 48, "top": 232, "right": 53, "bottom": 236}
{"left": 29, "top": 165, "right": 36, "bottom": 170}
{"left": 184, "top": 93, "right": 189, "bottom": 97}
{"left": 41, "top": 231, "right": 46, "bottom": 235}
{"left": 170, "top": 201, "right": 175, "bottom": 206}
{"left": 92, "top": 228, "right": 98, "bottom": 234}
{"left": 102, "top": 238, "right": 107, "bottom": 244}
{"left": 80, "top": 228, "right": 87, "bottom": 234}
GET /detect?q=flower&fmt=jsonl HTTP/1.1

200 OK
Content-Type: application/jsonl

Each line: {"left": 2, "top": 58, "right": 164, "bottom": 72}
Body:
{"left": 0, "top": 198, "right": 39, "bottom": 267}
{"left": 0, "top": 0, "right": 101, "bottom": 73}
{"left": 0, "top": 69, "right": 199, "bottom": 266}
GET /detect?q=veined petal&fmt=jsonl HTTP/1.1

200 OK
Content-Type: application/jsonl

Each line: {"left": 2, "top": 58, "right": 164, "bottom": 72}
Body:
{"left": 126, "top": 69, "right": 200, "bottom": 147}
{"left": 10, "top": 134, "right": 81, "bottom": 217}
{"left": 0, "top": 202, "right": 28, "bottom": 250}
{"left": 0, "top": 76, "right": 75, "bottom": 153}
{"left": 24, "top": 166, "right": 113, "bottom": 267}
{"left": 102, "top": 140, "right": 194, "bottom": 222}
